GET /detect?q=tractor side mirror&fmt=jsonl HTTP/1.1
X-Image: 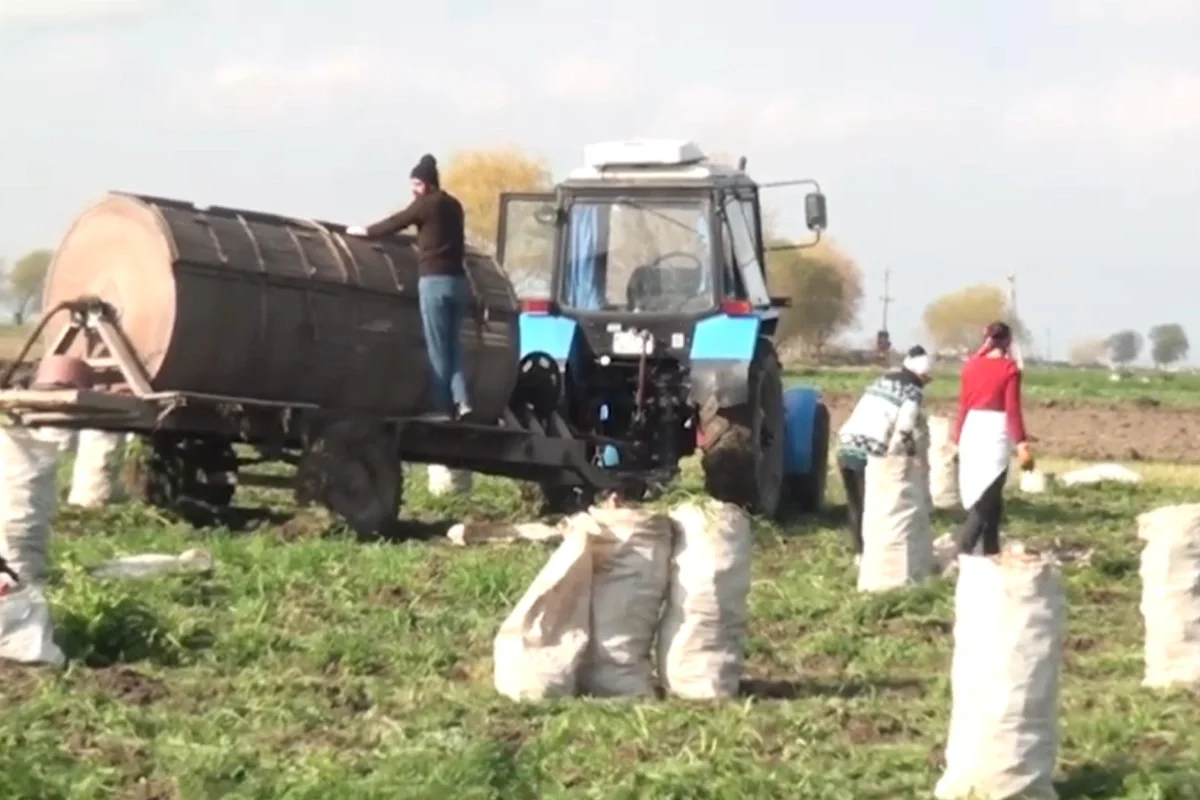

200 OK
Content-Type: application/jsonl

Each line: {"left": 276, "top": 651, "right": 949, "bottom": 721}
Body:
{"left": 804, "top": 192, "right": 827, "bottom": 231}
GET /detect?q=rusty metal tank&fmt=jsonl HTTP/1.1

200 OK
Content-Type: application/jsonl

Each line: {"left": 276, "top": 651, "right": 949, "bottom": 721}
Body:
{"left": 41, "top": 192, "right": 521, "bottom": 420}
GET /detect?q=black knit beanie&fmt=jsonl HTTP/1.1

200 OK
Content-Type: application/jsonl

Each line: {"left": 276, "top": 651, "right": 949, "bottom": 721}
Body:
{"left": 411, "top": 154, "right": 439, "bottom": 187}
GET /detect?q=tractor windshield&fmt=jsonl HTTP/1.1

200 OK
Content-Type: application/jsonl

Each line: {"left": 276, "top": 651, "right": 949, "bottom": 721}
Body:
{"left": 559, "top": 198, "right": 715, "bottom": 314}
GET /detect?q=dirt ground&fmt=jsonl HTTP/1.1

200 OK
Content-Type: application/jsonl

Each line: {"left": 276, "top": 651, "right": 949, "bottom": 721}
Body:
{"left": 824, "top": 393, "right": 1200, "bottom": 464}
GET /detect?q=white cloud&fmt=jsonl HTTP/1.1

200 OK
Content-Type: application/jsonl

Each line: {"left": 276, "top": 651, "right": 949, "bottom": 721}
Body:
{"left": 194, "top": 50, "right": 373, "bottom": 118}
{"left": 415, "top": 69, "right": 511, "bottom": 113}
{"left": 659, "top": 86, "right": 943, "bottom": 143}
{"left": 193, "top": 49, "right": 513, "bottom": 120}
{"left": 4, "top": 31, "right": 126, "bottom": 77}
{"left": 539, "top": 55, "right": 632, "bottom": 104}
{"left": 1005, "top": 68, "right": 1200, "bottom": 152}
{"left": 1050, "top": 0, "right": 1200, "bottom": 25}
{"left": 210, "top": 51, "right": 371, "bottom": 94}
{"left": 0, "top": 0, "right": 154, "bottom": 25}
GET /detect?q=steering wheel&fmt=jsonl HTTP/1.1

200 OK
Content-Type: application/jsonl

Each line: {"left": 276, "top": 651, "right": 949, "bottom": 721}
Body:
{"left": 647, "top": 251, "right": 703, "bottom": 271}
{"left": 626, "top": 251, "right": 705, "bottom": 311}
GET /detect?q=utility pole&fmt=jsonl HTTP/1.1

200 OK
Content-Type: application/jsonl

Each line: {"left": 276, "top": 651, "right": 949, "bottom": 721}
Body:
{"left": 875, "top": 267, "right": 895, "bottom": 364}
{"left": 1006, "top": 272, "right": 1024, "bottom": 369}
{"left": 880, "top": 267, "right": 894, "bottom": 332}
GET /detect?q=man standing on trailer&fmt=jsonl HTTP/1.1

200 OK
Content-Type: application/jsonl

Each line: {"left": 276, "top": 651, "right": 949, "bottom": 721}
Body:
{"left": 346, "top": 154, "right": 472, "bottom": 421}
{"left": 834, "top": 346, "right": 934, "bottom": 561}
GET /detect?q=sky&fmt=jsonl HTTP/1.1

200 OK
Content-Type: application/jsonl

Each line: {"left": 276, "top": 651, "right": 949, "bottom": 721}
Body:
{"left": 1, "top": 0, "right": 1198, "bottom": 357}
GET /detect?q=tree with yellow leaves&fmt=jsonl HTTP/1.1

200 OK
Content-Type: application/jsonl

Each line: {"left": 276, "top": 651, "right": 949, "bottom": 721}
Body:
{"left": 922, "top": 284, "right": 1029, "bottom": 354}
{"left": 440, "top": 147, "right": 553, "bottom": 252}
{"left": 766, "top": 237, "right": 864, "bottom": 358}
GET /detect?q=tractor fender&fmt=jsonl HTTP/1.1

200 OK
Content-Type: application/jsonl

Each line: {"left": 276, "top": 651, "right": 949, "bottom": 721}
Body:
{"left": 782, "top": 386, "right": 825, "bottom": 476}
{"left": 687, "top": 315, "right": 763, "bottom": 409}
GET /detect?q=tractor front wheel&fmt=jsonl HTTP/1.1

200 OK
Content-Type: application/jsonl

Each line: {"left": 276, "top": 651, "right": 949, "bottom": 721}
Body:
{"left": 782, "top": 401, "right": 830, "bottom": 514}
{"left": 699, "top": 339, "right": 785, "bottom": 517}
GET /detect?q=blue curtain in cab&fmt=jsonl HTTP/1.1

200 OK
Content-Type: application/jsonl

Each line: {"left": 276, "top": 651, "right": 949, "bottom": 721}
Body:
{"left": 566, "top": 204, "right": 602, "bottom": 309}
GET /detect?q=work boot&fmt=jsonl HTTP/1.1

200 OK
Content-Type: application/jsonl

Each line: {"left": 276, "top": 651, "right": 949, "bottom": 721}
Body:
{"left": 454, "top": 402, "right": 474, "bottom": 421}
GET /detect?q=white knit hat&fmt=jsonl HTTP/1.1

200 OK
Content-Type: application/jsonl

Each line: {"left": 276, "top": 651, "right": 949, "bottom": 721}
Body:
{"left": 903, "top": 347, "right": 933, "bottom": 377}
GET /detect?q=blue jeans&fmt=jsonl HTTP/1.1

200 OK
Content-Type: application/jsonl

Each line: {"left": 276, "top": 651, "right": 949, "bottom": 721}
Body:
{"left": 418, "top": 275, "right": 470, "bottom": 412}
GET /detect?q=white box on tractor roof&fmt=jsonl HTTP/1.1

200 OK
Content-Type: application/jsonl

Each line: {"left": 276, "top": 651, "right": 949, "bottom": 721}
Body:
{"left": 583, "top": 139, "right": 706, "bottom": 169}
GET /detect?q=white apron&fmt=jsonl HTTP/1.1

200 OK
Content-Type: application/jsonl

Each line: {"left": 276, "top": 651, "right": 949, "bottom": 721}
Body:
{"left": 957, "top": 410, "right": 1011, "bottom": 510}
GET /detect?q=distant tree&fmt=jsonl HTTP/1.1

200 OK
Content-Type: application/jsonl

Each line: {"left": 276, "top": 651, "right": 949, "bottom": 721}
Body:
{"left": 440, "top": 147, "right": 553, "bottom": 252}
{"left": 6, "top": 249, "right": 52, "bottom": 325}
{"left": 922, "top": 284, "right": 1028, "bottom": 354}
{"left": 767, "top": 237, "right": 864, "bottom": 358}
{"left": 1106, "top": 329, "right": 1143, "bottom": 366}
{"left": 1067, "top": 337, "right": 1108, "bottom": 365}
{"left": 1148, "top": 323, "right": 1189, "bottom": 367}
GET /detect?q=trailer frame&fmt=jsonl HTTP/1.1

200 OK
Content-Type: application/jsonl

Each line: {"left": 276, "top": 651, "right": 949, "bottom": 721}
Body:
{"left": 0, "top": 298, "right": 620, "bottom": 534}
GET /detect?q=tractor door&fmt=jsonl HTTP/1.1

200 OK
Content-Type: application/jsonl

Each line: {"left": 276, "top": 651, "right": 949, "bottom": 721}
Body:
{"left": 718, "top": 191, "right": 773, "bottom": 309}
{"left": 497, "top": 192, "right": 558, "bottom": 300}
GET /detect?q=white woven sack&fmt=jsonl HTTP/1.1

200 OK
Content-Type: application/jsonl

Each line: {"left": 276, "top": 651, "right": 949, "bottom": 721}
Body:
{"left": 427, "top": 464, "right": 474, "bottom": 497}
{"left": 1138, "top": 504, "right": 1200, "bottom": 689}
{"left": 0, "top": 426, "right": 62, "bottom": 585}
{"left": 0, "top": 585, "right": 64, "bottom": 667}
{"left": 858, "top": 455, "right": 934, "bottom": 592}
{"left": 67, "top": 429, "right": 127, "bottom": 507}
{"left": 659, "top": 500, "right": 753, "bottom": 699}
{"left": 572, "top": 505, "right": 672, "bottom": 697}
{"left": 493, "top": 527, "right": 594, "bottom": 701}
{"left": 927, "top": 415, "right": 959, "bottom": 509}
{"left": 935, "top": 553, "right": 1064, "bottom": 800}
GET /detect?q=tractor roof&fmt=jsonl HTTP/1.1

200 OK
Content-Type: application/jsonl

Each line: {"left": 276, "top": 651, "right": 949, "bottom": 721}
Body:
{"left": 562, "top": 139, "right": 758, "bottom": 190}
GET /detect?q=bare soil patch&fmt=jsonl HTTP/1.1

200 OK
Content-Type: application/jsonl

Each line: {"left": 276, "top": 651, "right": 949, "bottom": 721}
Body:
{"left": 825, "top": 393, "right": 1200, "bottom": 464}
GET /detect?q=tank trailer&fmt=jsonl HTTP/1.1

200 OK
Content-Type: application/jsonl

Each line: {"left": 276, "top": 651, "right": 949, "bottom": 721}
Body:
{"left": 0, "top": 140, "right": 830, "bottom": 533}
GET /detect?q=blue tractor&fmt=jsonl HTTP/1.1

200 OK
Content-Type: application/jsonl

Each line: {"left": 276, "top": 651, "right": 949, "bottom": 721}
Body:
{"left": 496, "top": 140, "right": 831, "bottom": 518}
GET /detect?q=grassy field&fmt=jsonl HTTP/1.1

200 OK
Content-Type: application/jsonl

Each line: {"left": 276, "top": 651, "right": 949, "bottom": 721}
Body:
{"left": 786, "top": 364, "right": 1200, "bottom": 406}
{"left": 4, "top": 457, "right": 1200, "bottom": 799}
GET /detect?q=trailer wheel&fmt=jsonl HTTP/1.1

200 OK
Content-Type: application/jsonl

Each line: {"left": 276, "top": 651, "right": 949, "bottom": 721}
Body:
{"left": 123, "top": 435, "right": 238, "bottom": 523}
{"left": 295, "top": 420, "right": 400, "bottom": 537}
{"left": 699, "top": 339, "right": 785, "bottom": 517}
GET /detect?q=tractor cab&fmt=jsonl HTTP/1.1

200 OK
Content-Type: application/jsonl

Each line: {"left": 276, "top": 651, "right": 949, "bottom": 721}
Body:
{"left": 497, "top": 140, "right": 827, "bottom": 343}
{"left": 496, "top": 140, "right": 831, "bottom": 517}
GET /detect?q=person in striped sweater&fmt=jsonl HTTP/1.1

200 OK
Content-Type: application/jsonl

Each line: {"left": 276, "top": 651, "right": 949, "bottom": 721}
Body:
{"left": 835, "top": 346, "right": 934, "bottom": 557}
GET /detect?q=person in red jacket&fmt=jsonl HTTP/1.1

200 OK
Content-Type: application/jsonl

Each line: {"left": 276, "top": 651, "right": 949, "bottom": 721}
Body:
{"left": 951, "top": 321, "right": 1034, "bottom": 555}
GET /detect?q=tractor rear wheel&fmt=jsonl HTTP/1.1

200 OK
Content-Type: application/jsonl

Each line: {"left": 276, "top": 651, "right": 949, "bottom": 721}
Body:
{"left": 699, "top": 339, "right": 785, "bottom": 517}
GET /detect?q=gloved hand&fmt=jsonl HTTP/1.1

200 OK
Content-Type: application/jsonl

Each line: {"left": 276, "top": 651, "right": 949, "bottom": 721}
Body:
{"left": 344, "top": 225, "right": 368, "bottom": 237}
{"left": 1016, "top": 441, "right": 1035, "bottom": 471}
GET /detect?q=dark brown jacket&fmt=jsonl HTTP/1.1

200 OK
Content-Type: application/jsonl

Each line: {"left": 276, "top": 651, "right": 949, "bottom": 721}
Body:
{"left": 365, "top": 189, "right": 466, "bottom": 277}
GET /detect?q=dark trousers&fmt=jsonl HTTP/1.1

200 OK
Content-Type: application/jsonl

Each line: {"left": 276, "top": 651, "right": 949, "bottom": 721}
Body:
{"left": 840, "top": 463, "right": 866, "bottom": 555}
{"left": 418, "top": 275, "right": 470, "bottom": 412}
{"left": 958, "top": 470, "right": 1008, "bottom": 555}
